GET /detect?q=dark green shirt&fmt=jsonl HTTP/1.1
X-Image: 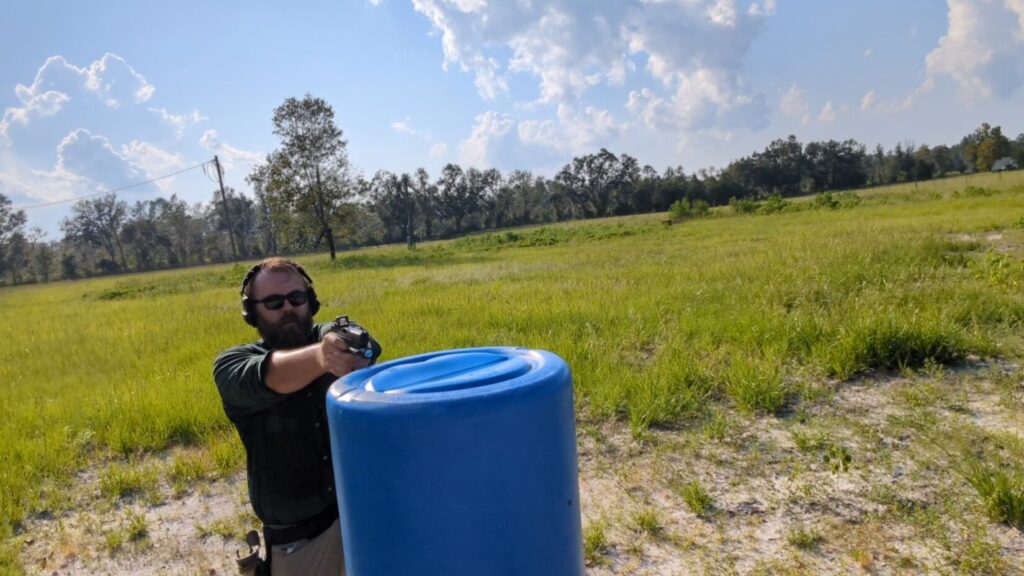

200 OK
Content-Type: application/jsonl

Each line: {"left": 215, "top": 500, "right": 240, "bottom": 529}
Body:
{"left": 213, "top": 322, "right": 381, "bottom": 526}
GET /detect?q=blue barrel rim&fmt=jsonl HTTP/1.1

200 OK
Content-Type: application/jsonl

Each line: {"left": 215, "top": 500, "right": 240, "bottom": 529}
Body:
{"left": 328, "top": 346, "right": 569, "bottom": 405}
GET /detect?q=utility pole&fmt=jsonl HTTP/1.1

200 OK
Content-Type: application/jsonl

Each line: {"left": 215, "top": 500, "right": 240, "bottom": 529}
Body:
{"left": 213, "top": 155, "right": 239, "bottom": 261}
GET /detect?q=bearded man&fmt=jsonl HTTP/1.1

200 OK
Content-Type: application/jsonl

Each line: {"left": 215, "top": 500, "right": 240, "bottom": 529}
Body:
{"left": 214, "top": 257, "right": 381, "bottom": 576}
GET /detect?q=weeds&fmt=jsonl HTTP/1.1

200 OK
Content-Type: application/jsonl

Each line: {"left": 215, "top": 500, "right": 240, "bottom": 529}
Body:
{"left": 168, "top": 453, "right": 211, "bottom": 494}
{"left": 962, "top": 460, "right": 1024, "bottom": 528}
{"left": 725, "top": 357, "right": 788, "bottom": 414}
{"left": 631, "top": 507, "right": 662, "bottom": 536}
{"left": 825, "top": 319, "right": 967, "bottom": 379}
{"left": 99, "top": 462, "right": 159, "bottom": 502}
{"left": 787, "top": 524, "right": 823, "bottom": 551}
{"left": 582, "top": 519, "right": 609, "bottom": 565}
{"left": 673, "top": 479, "right": 713, "bottom": 518}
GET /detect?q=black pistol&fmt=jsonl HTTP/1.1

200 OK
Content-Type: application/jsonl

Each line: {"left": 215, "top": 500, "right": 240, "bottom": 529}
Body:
{"left": 329, "top": 315, "right": 375, "bottom": 359}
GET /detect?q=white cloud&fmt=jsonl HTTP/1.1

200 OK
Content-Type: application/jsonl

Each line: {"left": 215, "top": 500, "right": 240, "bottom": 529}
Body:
{"left": 0, "top": 172, "right": 37, "bottom": 203}
{"left": 22, "top": 128, "right": 156, "bottom": 203}
{"left": 863, "top": 48, "right": 874, "bottom": 58}
{"left": 367, "top": 0, "right": 383, "bottom": 5}
{"left": 860, "top": 90, "right": 878, "bottom": 111}
{"left": 817, "top": 101, "right": 836, "bottom": 124}
{"left": 391, "top": 118, "right": 429, "bottom": 141}
{"left": 519, "top": 103, "right": 623, "bottom": 154}
{"left": 459, "top": 111, "right": 514, "bottom": 167}
{"left": 413, "top": 0, "right": 772, "bottom": 152}
{"left": 779, "top": 84, "right": 812, "bottom": 124}
{"left": 18, "top": 53, "right": 154, "bottom": 107}
{"left": 747, "top": 0, "right": 776, "bottom": 17}
{"left": 120, "top": 140, "right": 187, "bottom": 190}
{"left": 0, "top": 90, "right": 71, "bottom": 144}
{"left": 429, "top": 142, "right": 448, "bottom": 158}
{"left": 148, "top": 107, "right": 207, "bottom": 139}
{"left": 2, "top": 53, "right": 157, "bottom": 146}
{"left": 198, "top": 129, "right": 263, "bottom": 172}
{"left": 925, "top": 0, "right": 1024, "bottom": 100}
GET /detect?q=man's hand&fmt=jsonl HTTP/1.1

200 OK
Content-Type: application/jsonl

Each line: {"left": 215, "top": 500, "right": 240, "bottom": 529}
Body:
{"left": 318, "top": 332, "right": 372, "bottom": 376}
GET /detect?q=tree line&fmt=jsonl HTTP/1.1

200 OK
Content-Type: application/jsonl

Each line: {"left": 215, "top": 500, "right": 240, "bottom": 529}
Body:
{"left": 0, "top": 94, "right": 1021, "bottom": 285}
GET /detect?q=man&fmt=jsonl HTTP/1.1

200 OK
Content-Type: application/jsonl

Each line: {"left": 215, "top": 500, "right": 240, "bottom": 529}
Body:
{"left": 214, "top": 257, "right": 381, "bottom": 576}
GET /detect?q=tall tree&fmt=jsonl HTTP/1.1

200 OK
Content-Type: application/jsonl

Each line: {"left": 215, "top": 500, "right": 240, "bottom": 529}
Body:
{"left": 412, "top": 168, "right": 440, "bottom": 240}
{"left": 0, "top": 193, "right": 28, "bottom": 283}
{"left": 252, "top": 94, "right": 353, "bottom": 260}
{"left": 438, "top": 163, "right": 472, "bottom": 235}
{"left": 61, "top": 193, "right": 129, "bottom": 272}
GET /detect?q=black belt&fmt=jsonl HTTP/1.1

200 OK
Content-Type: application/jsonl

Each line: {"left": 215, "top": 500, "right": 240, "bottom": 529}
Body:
{"left": 263, "top": 504, "right": 340, "bottom": 546}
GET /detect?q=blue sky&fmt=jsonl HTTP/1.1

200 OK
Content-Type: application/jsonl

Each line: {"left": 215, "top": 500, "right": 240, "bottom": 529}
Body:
{"left": 2, "top": 0, "right": 1023, "bottom": 236}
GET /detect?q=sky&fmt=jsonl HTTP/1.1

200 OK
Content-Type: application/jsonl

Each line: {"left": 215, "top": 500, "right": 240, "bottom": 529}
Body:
{"left": 2, "top": 0, "right": 1023, "bottom": 236}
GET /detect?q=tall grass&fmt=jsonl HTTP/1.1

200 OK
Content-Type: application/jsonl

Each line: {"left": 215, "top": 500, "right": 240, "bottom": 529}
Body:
{"left": 2, "top": 173, "right": 1024, "bottom": 571}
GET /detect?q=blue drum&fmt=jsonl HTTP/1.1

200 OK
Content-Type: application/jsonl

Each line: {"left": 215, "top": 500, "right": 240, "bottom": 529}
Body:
{"left": 326, "top": 347, "right": 584, "bottom": 576}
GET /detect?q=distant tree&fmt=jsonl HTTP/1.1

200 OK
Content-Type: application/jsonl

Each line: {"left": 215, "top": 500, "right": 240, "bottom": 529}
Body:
{"left": 61, "top": 193, "right": 129, "bottom": 272}
{"left": 208, "top": 187, "right": 258, "bottom": 258}
{"left": 3, "top": 232, "right": 30, "bottom": 284}
{"left": 29, "top": 229, "right": 55, "bottom": 283}
{"left": 961, "top": 123, "right": 1011, "bottom": 172}
{"left": 60, "top": 251, "right": 79, "bottom": 280}
{"left": 412, "top": 168, "right": 440, "bottom": 240}
{"left": 976, "top": 126, "right": 1011, "bottom": 172}
{"left": 555, "top": 149, "right": 637, "bottom": 218}
{"left": 804, "top": 139, "right": 868, "bottom": 191}
{"left": 930, "top": 144, "right": 960, "bottom": 175}
{"left": 468, "top": 167, "right": 502, "bottom": 230}
{"left": 369, "top": 170, "right": 417, "bottom": 245}
{"left": 911, "top": 145, "right": 936, "bottom": 181}
{"left": 0, "top": 193, "right": 28, "bottom": 283}
{"left": 251, "top": 94, "right": 353, "bottom": 260}
{"left": 437, "top": 163, "right": 478, "bottom": 235}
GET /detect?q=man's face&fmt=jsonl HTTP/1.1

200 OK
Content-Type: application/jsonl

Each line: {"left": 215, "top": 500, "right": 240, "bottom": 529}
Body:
{"left": 250, "top": 269, "right": 314, "bottom": 349}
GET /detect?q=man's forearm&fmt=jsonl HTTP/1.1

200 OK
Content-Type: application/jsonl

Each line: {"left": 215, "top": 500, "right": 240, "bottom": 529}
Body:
{"left": 265, "top": 345, "right": 325, "bottom": 394}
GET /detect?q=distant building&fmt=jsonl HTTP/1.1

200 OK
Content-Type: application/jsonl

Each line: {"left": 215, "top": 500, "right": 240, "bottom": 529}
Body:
{"left": 993, "top": 157, "right": 1019, "bottom": 172}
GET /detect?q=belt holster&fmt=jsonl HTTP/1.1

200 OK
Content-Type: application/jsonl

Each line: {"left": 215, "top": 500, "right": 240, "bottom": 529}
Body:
{"left": 236, "top": 530, "right": 269, "bottom": 576}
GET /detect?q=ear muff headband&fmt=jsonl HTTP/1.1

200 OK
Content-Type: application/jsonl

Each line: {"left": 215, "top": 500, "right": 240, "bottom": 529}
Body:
{"left": 240, "top": 262, "right": 320, "bottom": 327}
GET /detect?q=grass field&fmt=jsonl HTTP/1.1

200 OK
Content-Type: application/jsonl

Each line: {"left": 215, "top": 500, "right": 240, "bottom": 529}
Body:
{"left": 2, "top": 170, "right": 1024, "bottom": 573}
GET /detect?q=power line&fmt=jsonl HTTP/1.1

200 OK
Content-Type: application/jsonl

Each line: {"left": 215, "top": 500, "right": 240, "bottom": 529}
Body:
{"left": 14, "top": 160, "right": 214, "bottom": 210}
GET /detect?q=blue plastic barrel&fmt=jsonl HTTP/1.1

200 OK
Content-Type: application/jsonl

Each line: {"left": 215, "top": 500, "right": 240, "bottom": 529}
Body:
{"left": 326, "top": 347, "right": 584, "bottom": 576}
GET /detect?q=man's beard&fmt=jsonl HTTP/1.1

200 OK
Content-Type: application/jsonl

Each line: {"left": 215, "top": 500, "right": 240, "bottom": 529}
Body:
{"left": 258, "top": 310, "right": 314, "bottom": 350}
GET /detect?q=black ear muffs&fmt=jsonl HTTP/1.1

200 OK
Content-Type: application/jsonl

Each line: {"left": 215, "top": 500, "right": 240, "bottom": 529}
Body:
{"left": 240, "top": 262, "right": 320, "bottom": 327}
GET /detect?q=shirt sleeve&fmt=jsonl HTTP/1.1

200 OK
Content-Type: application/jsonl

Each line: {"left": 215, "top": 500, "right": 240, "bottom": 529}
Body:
{"left": 213, "top": 345, "right": 285, "bottom": 419}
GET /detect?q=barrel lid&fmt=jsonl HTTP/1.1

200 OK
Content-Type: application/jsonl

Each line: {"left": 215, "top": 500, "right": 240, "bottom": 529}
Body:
{"left": 329, "top": 347, "right": 567, "bottom": 404}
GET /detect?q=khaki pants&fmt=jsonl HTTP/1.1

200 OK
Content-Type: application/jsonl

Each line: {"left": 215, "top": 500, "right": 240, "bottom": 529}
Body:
{"left": 270, "top": 519, "right": 345, "bottom": 576}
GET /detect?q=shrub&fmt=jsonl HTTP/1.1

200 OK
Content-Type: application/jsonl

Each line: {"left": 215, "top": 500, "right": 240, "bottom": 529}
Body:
{"left": 729, "top": 196, "right": 757, "bottom": 214}
{"left": 758, "top": 193, "right": 790, "bottom": 214}
{"left": 814, "top": 192, "right": 840, "bottom": 210}
{"left": 668, "top": 198, "right": 711, "bottom": 222}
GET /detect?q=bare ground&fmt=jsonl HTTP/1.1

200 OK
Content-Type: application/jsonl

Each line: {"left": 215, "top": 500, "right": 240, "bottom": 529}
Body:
{"left": 17, "top": 362, "right": 1024, "bottom": 575}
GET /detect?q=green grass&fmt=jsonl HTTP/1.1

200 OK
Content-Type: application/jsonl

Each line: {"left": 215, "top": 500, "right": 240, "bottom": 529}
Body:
{"left": 787, "top": 524, "right": 824, "bottom": 551}
{"left": 98, "top": 461, "right": 160, "bottom": 503}
{"left": 674, "top": 479, "right": 714, "bottom": 518}
{"left": 2, "top": 172, "right": 1024, "bottom": 571}
{"left": 581, "top": 519, "right": 608, "bottom": 565}
{"left": 963, "top": 460, "right": 1024, "bottom": 528}
{"left": 630, "top": 507, "right": 662, "bottom": 535}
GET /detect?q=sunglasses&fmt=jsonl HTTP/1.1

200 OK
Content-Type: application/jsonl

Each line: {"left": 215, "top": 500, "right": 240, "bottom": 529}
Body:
{"left": 251, "top": 289, "right": 309, "bottom": 310}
